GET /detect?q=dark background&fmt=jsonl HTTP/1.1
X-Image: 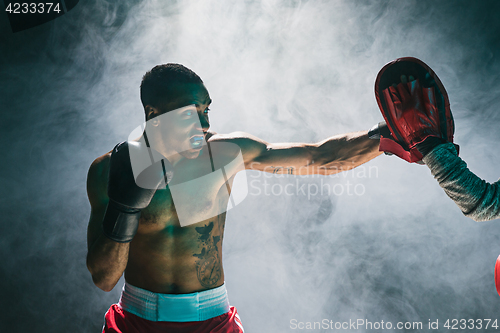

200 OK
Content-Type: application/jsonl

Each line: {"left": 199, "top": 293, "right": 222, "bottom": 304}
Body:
{"left": 1, "top": 0, "right": 500, "bottom": 332}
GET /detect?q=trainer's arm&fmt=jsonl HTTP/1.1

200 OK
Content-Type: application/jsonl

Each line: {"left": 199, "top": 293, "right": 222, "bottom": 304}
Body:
{"left": 86, "top": 156, "right": 130, "bottom": 292}
{"left": 212, "top": 131, "right": 381, "bottom": 175}
{"left": 423, "top": 143, "right": 500, "bottom": 221}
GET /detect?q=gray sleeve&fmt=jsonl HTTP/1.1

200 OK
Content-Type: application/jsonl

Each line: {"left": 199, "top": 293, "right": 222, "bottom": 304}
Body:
{"left": 422, "top": 143, "right": 500, "bottom": 221}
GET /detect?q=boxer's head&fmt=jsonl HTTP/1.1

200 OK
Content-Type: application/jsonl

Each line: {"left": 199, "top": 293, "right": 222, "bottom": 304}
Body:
{"left": 140, "top": 64, "right": 212, "bottom": 159}
{"left": 140, "top": 64, "right": 211, "bottom": 122}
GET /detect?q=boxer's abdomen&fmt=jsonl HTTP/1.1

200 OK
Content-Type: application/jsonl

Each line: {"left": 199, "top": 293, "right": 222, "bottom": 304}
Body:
{"left": 124, "top": 185, "right": 228, "bottom": 294}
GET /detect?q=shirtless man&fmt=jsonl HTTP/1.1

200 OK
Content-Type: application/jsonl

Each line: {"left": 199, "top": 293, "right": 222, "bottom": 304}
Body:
{"left": 86, "top": 64, "right": 382, "bottom": 332}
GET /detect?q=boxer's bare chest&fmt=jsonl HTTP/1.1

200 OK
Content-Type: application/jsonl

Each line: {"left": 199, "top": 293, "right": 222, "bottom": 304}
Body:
{"left": 139, "top": 152, "right": 232, "bottom": 230}
{"left": 124, "top": 143, "right": 242, "bottom": 291}
{"left": 132, "top": 150, "right": 231, "bottom": 267}
{"left": 138, "top": 144, "right": 238, "bottom": 231}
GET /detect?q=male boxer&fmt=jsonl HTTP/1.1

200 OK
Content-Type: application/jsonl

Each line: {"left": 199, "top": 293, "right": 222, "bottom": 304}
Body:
{"left": 86, "top": 63, "right": 382, "bottom": 332}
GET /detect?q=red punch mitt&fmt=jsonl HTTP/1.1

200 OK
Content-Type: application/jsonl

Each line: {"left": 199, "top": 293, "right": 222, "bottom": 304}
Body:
{"left": 495, "top": 255, "right": 500, "bottom": 296}
{"left": 374, "top": 57, "right": 458, "bottom": 163}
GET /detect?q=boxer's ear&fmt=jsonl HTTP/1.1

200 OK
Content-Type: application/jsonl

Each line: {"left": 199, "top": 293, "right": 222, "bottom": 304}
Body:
{"left": 146, "top": 106, "right": 160, "bottom": 124}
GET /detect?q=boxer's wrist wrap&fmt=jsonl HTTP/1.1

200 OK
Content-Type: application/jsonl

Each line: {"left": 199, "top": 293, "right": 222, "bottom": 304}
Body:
{"left": 102, "top": 199, "right": 140, "bottom": 243}
{"left": 416, "top": 136, "right": 445, "bottom": 157}
{"left": 368, "top": 122, "right": 391, "bottom": 140}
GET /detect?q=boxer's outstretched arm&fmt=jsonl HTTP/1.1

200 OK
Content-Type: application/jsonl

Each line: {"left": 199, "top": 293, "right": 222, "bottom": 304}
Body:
{"left": 210, "top": 131, "right": 381, "bottom": 175}
{"left": 423, "top": 143, "right": 500, "bottom": 221}
{"left": 86, "top": 155, "right": 130, "bottom": 292}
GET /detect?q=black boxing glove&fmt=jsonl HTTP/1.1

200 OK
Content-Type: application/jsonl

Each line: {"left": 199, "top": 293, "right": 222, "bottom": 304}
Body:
{"left": 368, "top": 121, "right": 392, "bottom": 140}
{"left": 368, "top": 121, "right": 397, "bottom": 156}
{"left": 102, "top": 141, "right": 173, "bottom": 242}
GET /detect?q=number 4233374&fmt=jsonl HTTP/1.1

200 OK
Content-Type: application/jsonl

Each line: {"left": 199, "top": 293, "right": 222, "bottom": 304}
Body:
{"left": 5, "top": 2, "right": 62, "bottom": 14}
{"left": 444, "top": 318, "right": 498, "bottom": 330}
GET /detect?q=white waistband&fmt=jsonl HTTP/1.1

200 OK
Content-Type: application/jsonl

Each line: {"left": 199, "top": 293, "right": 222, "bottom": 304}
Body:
{"left": 118, "top": 282, "right": 230, "bottom": 322}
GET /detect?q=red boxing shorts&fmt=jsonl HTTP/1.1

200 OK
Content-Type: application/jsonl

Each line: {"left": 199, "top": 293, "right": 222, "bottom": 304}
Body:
{"left": 102, "top": 282, "right": 244, "bottom": 332}
{"left": 103, "top": 304, "right": 244, "bottom": 333}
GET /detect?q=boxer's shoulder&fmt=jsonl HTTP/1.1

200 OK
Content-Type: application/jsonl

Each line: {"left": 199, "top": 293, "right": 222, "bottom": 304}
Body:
{"left": 87, "top": 150, "right": 111, "bottom": 205}
{"left": 88, "top": 151, "right": 111, "bottom": 182}
{"left": 205, "top": 129, "right": 217, "bottom": 141}
{"left": 208, "top": 131, "right": 267, "bottom": 159}
{"left": 208, "top": 131, "right": 259, "bottom": 142}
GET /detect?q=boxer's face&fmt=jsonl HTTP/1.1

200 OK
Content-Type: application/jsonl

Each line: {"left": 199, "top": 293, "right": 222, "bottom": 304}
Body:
{"left": 148, "top": 83, "right": 211, "bottom": 159}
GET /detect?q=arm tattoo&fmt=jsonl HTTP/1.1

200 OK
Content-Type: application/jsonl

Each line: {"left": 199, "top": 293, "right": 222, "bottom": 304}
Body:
{"left": 271, "top": 166, "right": 295, "bottom": 175}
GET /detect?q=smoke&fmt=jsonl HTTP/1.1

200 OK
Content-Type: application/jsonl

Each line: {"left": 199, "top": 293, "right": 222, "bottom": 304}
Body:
{"left": 1, "top": 0, "right": 500, "bottom": 331}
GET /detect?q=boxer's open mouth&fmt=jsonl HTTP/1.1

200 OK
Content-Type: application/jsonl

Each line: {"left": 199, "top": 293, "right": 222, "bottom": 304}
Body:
{"left": 190, "top": 135, "right": 204, "bottom": 149}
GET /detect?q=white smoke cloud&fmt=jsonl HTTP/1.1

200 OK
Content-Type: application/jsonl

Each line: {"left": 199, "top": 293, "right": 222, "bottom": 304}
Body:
{"left": 2, "top": 0, "right": 500, "bottom": 331}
